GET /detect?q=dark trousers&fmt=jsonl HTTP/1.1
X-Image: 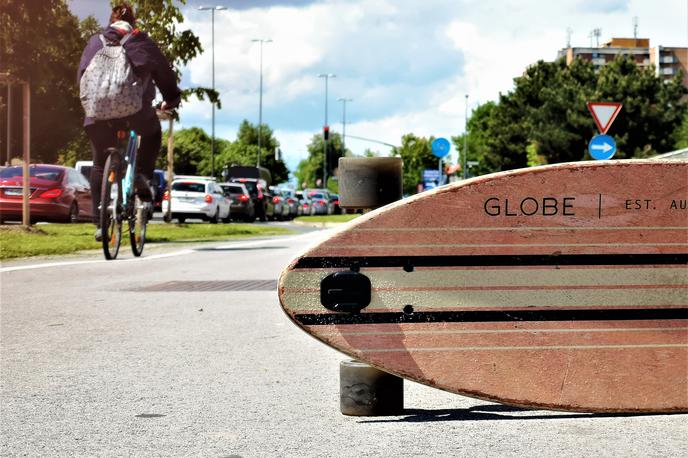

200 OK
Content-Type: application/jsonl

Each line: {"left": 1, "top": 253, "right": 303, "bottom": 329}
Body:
{"left": 85, "top": 121, "right": 161, "bottom": 225}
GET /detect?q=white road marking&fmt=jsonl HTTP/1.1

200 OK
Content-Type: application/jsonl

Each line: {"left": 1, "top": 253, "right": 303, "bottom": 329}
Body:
{"left": 0, "top": 230, "right": 333, "bottom": 273}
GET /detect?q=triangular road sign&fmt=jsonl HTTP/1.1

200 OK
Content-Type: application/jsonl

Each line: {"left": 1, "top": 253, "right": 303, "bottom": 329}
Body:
{"left": 587, "top": 102, "right": 623, "bottom": 135}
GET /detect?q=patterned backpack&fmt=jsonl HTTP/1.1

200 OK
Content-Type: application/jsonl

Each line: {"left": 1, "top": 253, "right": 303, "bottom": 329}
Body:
{"left": 79, "top": 34, "right": 145, "bottom": 121}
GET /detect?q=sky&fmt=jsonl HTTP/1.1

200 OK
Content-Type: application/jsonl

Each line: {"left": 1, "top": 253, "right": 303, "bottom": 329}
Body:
{"left": 70, "top": 0, "right": 687, "bottom": 173}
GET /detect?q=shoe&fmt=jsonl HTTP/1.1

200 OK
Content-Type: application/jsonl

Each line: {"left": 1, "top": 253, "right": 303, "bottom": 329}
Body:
{"left": 95, "top": 228, "right": 103, "bottom": 242}
{"left": 135, "top": 174, "right": 153, "bottom": 202}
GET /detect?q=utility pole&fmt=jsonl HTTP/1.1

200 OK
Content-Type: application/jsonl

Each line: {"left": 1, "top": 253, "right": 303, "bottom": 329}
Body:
{"left": 463, "top": 94, "right": 468, "bottom": 180}
{"left": 318, "top": 73, "right": 335, "bottom": 188}
{"left": 252, "top": 38, "right": 272, "bottom": 167}
{"left": 338, "top": 97, "right": 352, "bottom": 154}
{"left": 198, "top": 5, "right": 227, "bottom": 178}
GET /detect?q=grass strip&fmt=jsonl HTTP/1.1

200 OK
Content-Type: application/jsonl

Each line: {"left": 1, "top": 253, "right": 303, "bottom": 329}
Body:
{"left": 293, "top": 214, "right": 359, "bottom": 224}
{"left": 0, "top": 223, "right": 293, "bottom": 260}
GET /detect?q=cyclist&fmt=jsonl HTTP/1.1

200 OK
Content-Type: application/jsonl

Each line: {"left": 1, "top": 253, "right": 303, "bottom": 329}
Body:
{"left": 77, "top": 2, "right": 181, "bottom": 241}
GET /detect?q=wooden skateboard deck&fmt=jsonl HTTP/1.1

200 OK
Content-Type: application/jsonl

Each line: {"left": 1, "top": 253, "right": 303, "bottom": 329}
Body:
{"left": 278, "top": 160, "right": 688, "bottom": 413}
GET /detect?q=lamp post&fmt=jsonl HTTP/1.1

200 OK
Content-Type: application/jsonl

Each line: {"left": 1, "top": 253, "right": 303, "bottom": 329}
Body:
{"left": 198, "top": 5, "right": 227, "bottom": 178}
{"left": 318, "top": 73, "right": 335, "bottom": 187}
{"left": 463, "top": 94, "right": 469, "bottom": 180}
{"left": 338, "top": 97, "right": 352, "bottom": 154}
{"left": 252, "top": 38, "right": 272, "bottom": 167}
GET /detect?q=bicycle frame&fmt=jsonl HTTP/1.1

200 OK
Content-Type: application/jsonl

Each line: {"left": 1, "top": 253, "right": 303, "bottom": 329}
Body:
{"left": 122, "top": 130, "right": 139, "bottom": 206}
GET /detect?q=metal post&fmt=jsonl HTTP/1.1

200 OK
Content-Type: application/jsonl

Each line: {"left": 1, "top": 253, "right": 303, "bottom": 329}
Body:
{"left": 7, "top": 84, "right": 11, "bottom": 166}
{"left": 258, "top": 39, "right": 263, "bottom": 166}
{"left": 199, "top": 6, "right": 226, "bottom": 178}
{"left": 253, "top": 39, "right": 272, "bottom": 167}
{"left": 166, "top": 117, "right": 174, "bottom": 223}
{"left": 211, "top": 9, "right": 215, "bottom": 178}
{"left": 324, "top": 76, "right": 329, "bottom": 187}
{"left": 318, "top": 73, "right": 335, "bottom": 188}
{"left": 22, "top": 82, "right": 30, "bottom": 226}
{"left": 338, "top": 98, "right": 352, "bottom": 154}
{"left": 463, "top": 94, "right": 469, "bottom": 180}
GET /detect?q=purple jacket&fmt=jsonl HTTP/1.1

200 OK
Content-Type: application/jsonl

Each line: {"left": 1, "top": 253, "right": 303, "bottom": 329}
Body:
{"left": 78, "top": 26, "right": 182, "bottom": 131}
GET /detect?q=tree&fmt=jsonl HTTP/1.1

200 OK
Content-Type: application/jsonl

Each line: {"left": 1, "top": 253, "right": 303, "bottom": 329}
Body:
{"left": 391, "top": 134, "right": 437, "bottom": 195}
{"left": 219, "top": 120, "right": 289, "bottom": 184}
{"left": 295, "top": 132, "right": 345, "bottom": 190}
{"left": 122, "top": 0, "right": 220, "bottom": 108}
{"left": 158, "top": 127, "right": 212, "bottom": 175}
{"left": 458, "top": 56, "right": 686, "bottom": 173}
{"left": 595, "top": 57, "right": 686, "bottom": 158}
{"left": 1, "top": 1, "right": 93, "bottom": 163}
{"left": 452, "top": 101, "right": 498, "bottom": 176}
{"left": 674, "top": 112, "right": 688, "bottom": 149}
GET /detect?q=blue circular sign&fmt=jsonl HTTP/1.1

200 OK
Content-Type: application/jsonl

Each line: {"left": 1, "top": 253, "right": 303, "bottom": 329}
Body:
{"left": 431, "top": 138, "right": 451, "bottom": 158}
{"left": 588, "top": 134, "right": 617, "bottom": 160}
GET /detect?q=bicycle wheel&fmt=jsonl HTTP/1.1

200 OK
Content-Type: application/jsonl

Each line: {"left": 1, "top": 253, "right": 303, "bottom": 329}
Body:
{"left": 129, "top": 196, "right": 148, "bottom": 257}
{"left": 100, "top": 152, "right": 123, "bottom": 260}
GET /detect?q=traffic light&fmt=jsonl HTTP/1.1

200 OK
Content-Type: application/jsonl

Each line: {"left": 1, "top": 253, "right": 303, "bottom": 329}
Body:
{"left": 323, "top": 125, "right": 330, "bottom": 141}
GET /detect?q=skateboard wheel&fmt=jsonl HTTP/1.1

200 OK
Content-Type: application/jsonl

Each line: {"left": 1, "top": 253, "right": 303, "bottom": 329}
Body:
{"left": 340, "top": 359, "right": 403, "bottom": 416}
{"left": 338, "top": 157, "right": 402, "bottom": 210}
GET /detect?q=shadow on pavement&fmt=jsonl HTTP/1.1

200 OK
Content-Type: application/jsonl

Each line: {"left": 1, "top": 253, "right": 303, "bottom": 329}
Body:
{"left": 358, "top": 404, "right": 673, "bottom": 423}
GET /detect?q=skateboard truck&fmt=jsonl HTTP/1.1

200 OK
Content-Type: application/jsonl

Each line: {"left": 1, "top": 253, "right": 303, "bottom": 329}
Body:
{"left": 320, "top": 271, "right": 371, "bottom": 313}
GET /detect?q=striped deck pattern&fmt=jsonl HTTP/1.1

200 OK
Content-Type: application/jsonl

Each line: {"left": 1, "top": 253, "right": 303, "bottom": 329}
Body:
{"left": 278, "top": 160, "right": 688, "bottom": 412}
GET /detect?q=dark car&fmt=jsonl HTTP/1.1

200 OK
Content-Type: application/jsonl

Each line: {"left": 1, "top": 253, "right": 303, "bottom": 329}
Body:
{"left": 329, "top": 193, "right": 342, "bottom": 214}
{"left": 280, "top": 188, "right": 299, "bottom": 219}
{"left": 220, "top": 182, "right": 255, "bottom": 222}
{"left": 152, "top": 169, "right": 167, "bottom": 211}
{"left": 230, "top": 178, "right": 268, "bottom": 222}
{"left": 0, "top": 164, "right": 93, "bottom": 224}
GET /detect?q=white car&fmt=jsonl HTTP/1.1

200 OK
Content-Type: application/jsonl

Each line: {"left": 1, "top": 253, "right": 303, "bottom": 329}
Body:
{"left": 162, "top": 177, "right": 230, "bottom": 223}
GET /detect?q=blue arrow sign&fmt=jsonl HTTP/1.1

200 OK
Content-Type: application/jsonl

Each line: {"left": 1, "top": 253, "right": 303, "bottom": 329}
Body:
{"left": 588, "top": 134, "right": 617, "bottom": 160}
{"left": 431, "top": 138, "right": 451, "bottom": 158}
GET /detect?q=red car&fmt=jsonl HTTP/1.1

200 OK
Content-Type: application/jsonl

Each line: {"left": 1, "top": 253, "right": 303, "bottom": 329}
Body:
{"left": 0, "top": 164, "right": 93, "bottom": 224}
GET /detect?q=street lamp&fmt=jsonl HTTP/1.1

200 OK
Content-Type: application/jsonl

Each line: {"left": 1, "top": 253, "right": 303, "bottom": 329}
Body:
{"left": 198, "top": 5, "right": 227, "bottom": 178}
{"left": 338, "top": 97, "right": 352, "bottom": 154}
{"left": 463, "top": 94, "right": 469, "bottom": 180}
{"left": 252, "top": 38, "right": 272, "bottom": 167}
{"left": 318, "top": 73, "right": 335, "bottom": 187}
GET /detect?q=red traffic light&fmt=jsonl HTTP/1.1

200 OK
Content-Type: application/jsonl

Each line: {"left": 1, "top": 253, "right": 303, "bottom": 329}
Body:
{"left": 323, "top": 125, "right": 330, "bottom": 140}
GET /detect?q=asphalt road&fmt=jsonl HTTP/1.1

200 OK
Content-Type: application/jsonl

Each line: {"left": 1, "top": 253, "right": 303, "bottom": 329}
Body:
{"left": 1, "top": 227, "right": 687, "bottom": 457}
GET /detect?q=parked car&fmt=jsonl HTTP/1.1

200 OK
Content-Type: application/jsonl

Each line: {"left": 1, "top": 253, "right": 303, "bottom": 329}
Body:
{"left": 306, "top": 189, "right": 333, "bottom": 215}
{"left": 0, "top": 164, "right": 93, "bottom": 224}
{"left": 219, "top": 182, "right": 255, "bottom": 222}
{"left": 280, "top": 188, "right": 299, "bottom": 219}
{"left": 329, "top": 193, "right": 342, "bottom": 214}
{"left": 162, "top": 177, "right": 230, "bottom": 224}
{"left": 230, "top": 177, "right": 268, "bottom": 222}
{"left": 75, "top": 160, "right": 93, "bottom": 181}
{"left": 151, "top": 169, "right": 167, "bottom": 211}
{"left": 295, "top": 190, "right": 310, "bottom": 216}
{"left": 269, "top": 186, "right": 291, "bottom": 220}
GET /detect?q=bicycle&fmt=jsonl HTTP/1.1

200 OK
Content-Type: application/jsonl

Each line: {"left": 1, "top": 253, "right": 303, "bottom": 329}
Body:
{"left": 100, "top": 128, "right": 151, "bottom": 260}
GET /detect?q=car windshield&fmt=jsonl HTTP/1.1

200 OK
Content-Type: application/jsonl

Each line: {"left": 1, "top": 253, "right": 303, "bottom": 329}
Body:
{"left": 222, "top": 184, "right": 244, "bottom": 194}
{"left": 234, "top": 180, "right": 258, "bottom": 196}
{"left": 172, "top": 182, "right": 206, "bottom": 193}
{"left": 309, "top": 192, "right": 326, "bottom": 199}
{"left": 0, "top": 166, "right": 63, "bottom": 182}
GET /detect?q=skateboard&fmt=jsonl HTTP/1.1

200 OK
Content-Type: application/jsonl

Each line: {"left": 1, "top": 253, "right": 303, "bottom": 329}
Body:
{"left": 278, "top": 160, "right": 688, "bottom": 413}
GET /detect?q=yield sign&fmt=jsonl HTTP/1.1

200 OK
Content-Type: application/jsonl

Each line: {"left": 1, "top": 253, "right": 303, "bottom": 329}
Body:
{"left": 587, "top": 102, "right": 623, "bottom": 135}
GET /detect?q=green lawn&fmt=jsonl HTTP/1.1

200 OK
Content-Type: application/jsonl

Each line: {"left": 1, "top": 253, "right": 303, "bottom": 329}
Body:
{"left": 0, "top": 223, "right": 293, "bottom": 260}
{"left": 293, "top": 214, "right": 360, "bottom": 224}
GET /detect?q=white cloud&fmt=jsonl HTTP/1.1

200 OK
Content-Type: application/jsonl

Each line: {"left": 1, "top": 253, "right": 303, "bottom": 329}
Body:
{"left": 176, "top": 0, "right": 687, "bottom": 173}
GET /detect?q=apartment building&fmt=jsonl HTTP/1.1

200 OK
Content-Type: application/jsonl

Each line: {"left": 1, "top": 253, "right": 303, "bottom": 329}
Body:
{"left": 557, "top": 38, "right": 687, "bottom": 88}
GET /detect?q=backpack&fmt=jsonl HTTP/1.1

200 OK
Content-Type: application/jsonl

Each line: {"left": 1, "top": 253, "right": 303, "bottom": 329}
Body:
{"left": 79, "top": 34, "right": 145, "bottom": 121}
